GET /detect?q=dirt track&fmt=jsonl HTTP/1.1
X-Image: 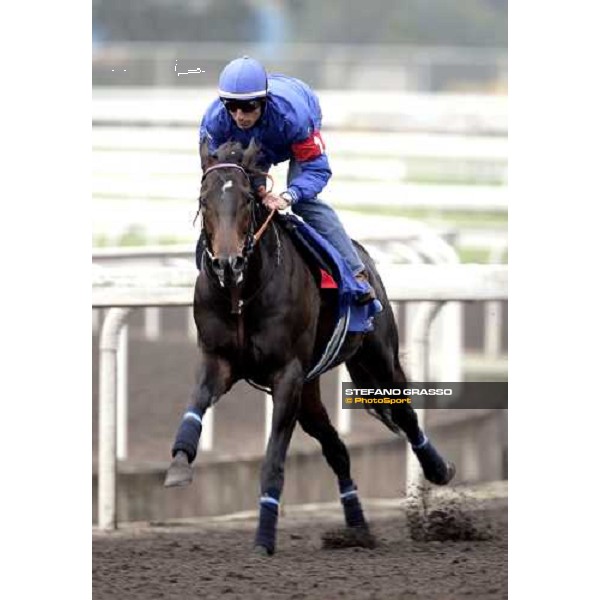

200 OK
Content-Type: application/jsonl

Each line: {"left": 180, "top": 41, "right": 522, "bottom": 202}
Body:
{"left": 93, "top": 484, "right": 507, "bottom": 600}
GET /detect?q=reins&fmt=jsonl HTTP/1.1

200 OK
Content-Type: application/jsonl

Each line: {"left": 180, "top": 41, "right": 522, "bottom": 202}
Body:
{"left": 252, "top": 171, "right": 276, "bottom": 243}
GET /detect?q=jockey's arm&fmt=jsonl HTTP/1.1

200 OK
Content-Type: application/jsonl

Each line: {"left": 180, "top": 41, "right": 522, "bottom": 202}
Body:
{"left": 285, "top": 132, "right": 332, "bottom": 203}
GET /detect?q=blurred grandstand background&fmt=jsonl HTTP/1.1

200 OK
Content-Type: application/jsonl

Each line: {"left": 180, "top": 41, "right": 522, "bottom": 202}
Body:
{"left": 93, "top": 0, "right": 507, "bottom": 92}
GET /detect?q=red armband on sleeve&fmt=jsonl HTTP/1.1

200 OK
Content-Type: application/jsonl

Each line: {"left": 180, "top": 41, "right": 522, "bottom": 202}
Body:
{"left": 291, "top": 131, "right": 326, "bottom": 162}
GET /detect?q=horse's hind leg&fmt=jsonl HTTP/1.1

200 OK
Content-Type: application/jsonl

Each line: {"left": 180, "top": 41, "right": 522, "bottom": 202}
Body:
{"left": 298, "top": 379, "right": 369, "bottom": 531}
{"left": 346, "top": 345, "right": 455, "bottom": 486}
{"left": 390, "top": 392, "right": 456, "bottom": 486}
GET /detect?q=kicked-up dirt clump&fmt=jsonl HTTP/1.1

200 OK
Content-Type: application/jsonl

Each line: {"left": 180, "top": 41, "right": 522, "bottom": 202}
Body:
{"left": 321, "top": 525, "right": 377, "bottom": 549}
{"left": 423, "top": 504, "right": 493, "bottom": 541}
{"left": 408, "top": 489, "right": 498, "bottom": 542}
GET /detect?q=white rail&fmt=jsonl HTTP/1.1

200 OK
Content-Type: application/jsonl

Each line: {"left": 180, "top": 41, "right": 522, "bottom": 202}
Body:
{"left": 93, "top": 264, "right": 506, "bottom": 307}
{"left": 94, "top": 264, "right": 507, "bottom": 530}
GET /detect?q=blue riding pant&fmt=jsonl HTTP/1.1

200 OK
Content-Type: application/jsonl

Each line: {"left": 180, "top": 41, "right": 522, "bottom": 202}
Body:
{"left": 287, "top": 160, "right": 365, "bottom": 275}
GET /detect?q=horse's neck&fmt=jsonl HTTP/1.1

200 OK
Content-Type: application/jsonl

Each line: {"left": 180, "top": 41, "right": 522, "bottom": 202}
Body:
{"left": 237, "top": 224, "right": 272, "bottom": 302}
{"left": 248, "top": 222, "right": 280, "bottom": 282}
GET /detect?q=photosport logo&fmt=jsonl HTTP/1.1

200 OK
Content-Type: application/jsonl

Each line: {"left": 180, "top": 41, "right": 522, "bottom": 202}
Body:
{"left": 341, "top": 382, "right": 508, "bottom": 410}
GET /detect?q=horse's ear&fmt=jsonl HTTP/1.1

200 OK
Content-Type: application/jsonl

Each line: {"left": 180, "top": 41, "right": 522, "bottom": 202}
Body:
{"left": 242, "top": 138, "right": 259, "bottom": 171}
{"left": 200, "top": 140, "right": 216, "bottom": 171}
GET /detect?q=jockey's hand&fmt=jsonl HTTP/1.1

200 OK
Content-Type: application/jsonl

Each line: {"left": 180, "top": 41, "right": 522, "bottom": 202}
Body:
{"left": 256, "top": 185, "right": 267, "bottom": 199}
{"left": 262, "top": 192, "right": 291, "bottom": 211}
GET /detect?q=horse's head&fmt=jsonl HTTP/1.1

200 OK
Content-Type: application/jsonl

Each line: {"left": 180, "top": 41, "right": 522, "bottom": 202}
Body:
{"left": 199, "top": 139, "right": 262, "bottom": 287}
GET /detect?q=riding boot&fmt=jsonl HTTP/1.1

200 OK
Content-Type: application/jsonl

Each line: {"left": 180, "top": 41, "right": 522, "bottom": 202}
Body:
{"left": 355, "top": 270, "right": 377, "bottom": 305}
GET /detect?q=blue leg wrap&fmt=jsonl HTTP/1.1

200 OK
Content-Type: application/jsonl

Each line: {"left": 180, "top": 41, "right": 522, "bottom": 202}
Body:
{"left": 255, "top": 488, "right": 280, "bottom": 554}
{"left": 171, "top": 408, "right": 203, "bottom": 462}
{"left": 339, "top": 479, "right": 367, "bottom": 528}
{"left": 412, "top": 433, "right": 450, "bottom": 485}
{"left": 411, "top": 430, "right": 428, "bottom": 449}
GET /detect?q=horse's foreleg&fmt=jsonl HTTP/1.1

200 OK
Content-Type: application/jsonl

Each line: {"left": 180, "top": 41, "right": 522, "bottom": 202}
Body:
{"left": 254, "top": 359, "right": 303, "bottom": 556}
{"left": 164, "top": 355, "right": 233, "bottom": 488}
{"left": 298, "top": 379, "right": 369, "bottom": 530}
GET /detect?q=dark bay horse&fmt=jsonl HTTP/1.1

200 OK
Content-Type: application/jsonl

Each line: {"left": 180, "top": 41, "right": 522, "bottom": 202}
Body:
{"left": 165, "top": 140, "right": 455, "bottom": 555}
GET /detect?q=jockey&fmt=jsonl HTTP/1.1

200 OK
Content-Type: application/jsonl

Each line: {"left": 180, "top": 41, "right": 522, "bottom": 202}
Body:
{"left": 199, "top": 55, "right": 377, "bottom": 305}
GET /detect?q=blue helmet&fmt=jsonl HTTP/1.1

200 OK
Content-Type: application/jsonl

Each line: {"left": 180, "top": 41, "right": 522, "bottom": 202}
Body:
{"left": 218, "top": 56, "right": 268, "bottom": 100}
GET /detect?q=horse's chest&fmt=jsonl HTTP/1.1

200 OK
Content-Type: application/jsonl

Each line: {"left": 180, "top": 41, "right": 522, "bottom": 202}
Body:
{"left": 197, "top": 315, "right": 282, "bottom": 368}
{"left": 245, "top": 335, "right": 279, "bottom": 367}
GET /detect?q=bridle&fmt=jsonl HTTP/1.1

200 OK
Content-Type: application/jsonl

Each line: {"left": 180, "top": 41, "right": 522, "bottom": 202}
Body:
{"left": 198, "top": 163, "right": 281, "bottom": 315}
{"left": 200, "top": 163, "right": 277, "bottom": 275}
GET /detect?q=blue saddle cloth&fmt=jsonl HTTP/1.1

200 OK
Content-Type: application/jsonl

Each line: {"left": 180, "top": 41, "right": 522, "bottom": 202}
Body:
{"left": 279, "top": 214, "right": 382, "bottom": 361}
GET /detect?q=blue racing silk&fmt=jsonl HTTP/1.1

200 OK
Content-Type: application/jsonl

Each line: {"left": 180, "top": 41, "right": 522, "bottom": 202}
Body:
{"left": 200, "top": 74, "right": 332, "bottom": 202}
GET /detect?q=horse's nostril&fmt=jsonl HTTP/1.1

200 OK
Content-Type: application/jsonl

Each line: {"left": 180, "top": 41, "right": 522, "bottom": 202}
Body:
{"left": 213, "top": 258, "right": 225, "bottom": 272}
{"left": 232, "top": 256, "right": 245, "bottom": 271}
{"left": 227, "top": 256, "right": 242, "bottom": 271}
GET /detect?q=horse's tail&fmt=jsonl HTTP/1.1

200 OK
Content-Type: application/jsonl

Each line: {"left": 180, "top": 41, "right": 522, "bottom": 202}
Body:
{"left": 351, "top": 240, "right": 404, "bottom": 375}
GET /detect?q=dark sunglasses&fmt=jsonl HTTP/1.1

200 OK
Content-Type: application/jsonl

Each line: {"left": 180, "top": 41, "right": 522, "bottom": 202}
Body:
{"left": 222, "top": 99, "right": 262, "bottom": 114}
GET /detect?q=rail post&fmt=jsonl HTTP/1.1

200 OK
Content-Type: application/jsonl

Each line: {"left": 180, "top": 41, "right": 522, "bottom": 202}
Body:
{"left": 98, "top": 307, "right": 132, "bottom": 531}
{"left": 337, "top": 364, "right": 352, "bottom": 435}
{"left": 405, "top": 301, "right": 444, "bottom": 538}
{"left": 116, "top": 324, "right": 128, "bottom": 460}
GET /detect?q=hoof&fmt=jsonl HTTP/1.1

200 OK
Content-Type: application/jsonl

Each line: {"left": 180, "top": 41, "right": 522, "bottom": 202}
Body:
{"left": 164, "top": 452, "right": 193, "bottom": 488}
{"left": 426, "top": 461, "right": 456, "bottom": 486}
{"left": 415, "top": 442, "right": 456, "bottom": 486}
{"left": 253, "top": 544, "right": 274, "bottom": 556}
{"left": 442, "top": 461, "right": 457, "bottom": 485}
